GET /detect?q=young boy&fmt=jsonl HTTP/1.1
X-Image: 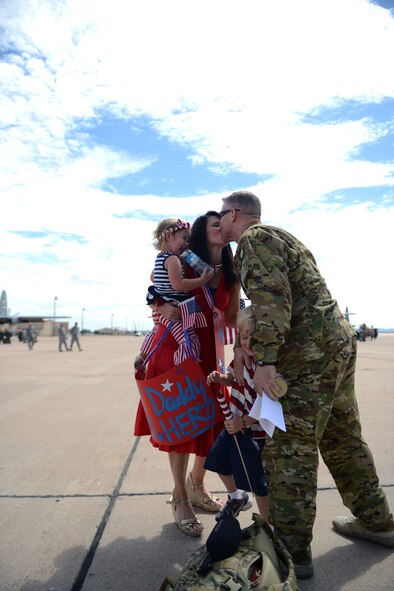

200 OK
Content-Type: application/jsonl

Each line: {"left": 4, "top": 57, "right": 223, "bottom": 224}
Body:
{"left": 204, "top": 306, "right": 269, "bottom": 522}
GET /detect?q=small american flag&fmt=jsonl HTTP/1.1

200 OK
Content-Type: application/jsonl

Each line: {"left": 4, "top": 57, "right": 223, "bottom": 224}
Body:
{"left": 179, "top": 297, "right": 206, "bottom": 330}
{"left": 140, "top": 329, "right": 156, "bottom": 355}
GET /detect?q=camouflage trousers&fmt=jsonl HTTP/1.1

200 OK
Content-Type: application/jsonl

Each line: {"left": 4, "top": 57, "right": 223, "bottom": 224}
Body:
{"left": 262, "top": 335, "right": 393, "bottom": 564}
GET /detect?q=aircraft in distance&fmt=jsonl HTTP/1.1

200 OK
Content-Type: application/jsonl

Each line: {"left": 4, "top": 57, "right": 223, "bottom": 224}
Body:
{"left": 0, "top": 290, "right": 70, "bottom": 325}
{"left": 343, "top": 306, "right": 356, "bottom": 324}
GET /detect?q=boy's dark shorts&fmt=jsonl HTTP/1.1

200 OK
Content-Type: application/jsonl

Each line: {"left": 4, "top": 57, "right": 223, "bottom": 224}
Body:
{"left": 204, "top": 428, "right": 268, "bottom": 496}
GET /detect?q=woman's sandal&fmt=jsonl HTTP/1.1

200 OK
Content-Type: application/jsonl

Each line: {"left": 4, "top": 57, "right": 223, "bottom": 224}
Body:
{"left": 166, "top": 496, "right": 204, "bottom": 537}
{"left": 186, "top": 472, "right": 224, "bottom": 512}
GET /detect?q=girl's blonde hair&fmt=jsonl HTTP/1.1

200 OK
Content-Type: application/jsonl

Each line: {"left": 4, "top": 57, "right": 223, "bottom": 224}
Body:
{"left": 236, "top": 305, "right": 255, "bottom": 333}
{"left": 153, "top": 218, "right": 191, "bottom": 251}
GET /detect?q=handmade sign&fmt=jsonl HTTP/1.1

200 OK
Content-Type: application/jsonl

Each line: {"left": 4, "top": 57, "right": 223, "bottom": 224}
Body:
{"left": 135, "top": 357, "right": 219, "bottom": 446}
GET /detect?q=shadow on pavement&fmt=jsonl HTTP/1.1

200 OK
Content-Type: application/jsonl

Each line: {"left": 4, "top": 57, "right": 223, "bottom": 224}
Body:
{"left": 19, "top": 524, "right": 205, "bottom": 591}
{"left": 19, "top": 525, "right": 393, "bottom": 591}
{"left": 299, "top": 537, "right": 392, "bottom": 591}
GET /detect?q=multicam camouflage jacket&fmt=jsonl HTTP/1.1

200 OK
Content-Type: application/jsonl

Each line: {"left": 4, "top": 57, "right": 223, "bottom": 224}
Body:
{"left": 234, "top": 224, "right": 355, "bottom": 367}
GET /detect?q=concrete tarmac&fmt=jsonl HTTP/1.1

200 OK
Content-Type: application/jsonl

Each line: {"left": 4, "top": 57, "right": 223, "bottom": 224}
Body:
{"left": 0, "top": 334, "right": 393, "bottom": 591}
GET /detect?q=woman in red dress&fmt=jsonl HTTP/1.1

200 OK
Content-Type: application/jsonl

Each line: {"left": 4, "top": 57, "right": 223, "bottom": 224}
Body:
{"left": 134, "top": 211, "right": 240, "bottom": 536}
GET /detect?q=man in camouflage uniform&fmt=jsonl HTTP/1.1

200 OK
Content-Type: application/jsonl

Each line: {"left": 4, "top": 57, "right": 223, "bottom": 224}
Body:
{"left": 70, "top": 322, "right": 83, "bottom": 351}
{"left": 58, "top": 324, "right": 69, "bottom": 352}
{"left": 219, "top": 190, "right": 394, "bottom": 579}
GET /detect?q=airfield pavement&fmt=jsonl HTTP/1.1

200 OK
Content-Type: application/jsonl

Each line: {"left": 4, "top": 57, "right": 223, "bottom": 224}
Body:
{"left": 0, "top": 333, "right": 393, "bottom": 591}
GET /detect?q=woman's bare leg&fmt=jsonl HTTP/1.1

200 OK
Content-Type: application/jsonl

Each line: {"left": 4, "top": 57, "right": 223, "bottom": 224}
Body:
{"left": 169, "top": 451, "right": 189, "bottom": 499}
{"left": 190, "top": 455, "right": 207, "bottom": 485}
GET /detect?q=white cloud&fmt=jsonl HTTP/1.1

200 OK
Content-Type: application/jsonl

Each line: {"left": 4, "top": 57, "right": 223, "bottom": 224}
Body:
{"left": 1, "top": 0, "right": 394, "bottom": 329}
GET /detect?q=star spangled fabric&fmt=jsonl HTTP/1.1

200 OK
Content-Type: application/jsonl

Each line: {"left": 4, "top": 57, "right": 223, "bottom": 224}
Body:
{"left": 179, "top": 296, "right": 207, "bottom": 329}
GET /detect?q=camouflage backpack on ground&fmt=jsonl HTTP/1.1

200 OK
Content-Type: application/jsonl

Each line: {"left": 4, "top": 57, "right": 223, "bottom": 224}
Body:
{"left": 160, "top": 513, "right": 298, "bottom": 591}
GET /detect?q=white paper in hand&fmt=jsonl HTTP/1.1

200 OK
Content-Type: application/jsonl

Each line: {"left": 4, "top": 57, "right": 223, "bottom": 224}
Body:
{"left": 249, "top": 393, "right": 286, "bottom": 438}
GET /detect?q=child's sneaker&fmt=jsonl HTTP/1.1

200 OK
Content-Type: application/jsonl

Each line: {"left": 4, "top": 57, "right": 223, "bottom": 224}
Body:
{"left": 215, "top": 492, "right": 252, "bottom": 521}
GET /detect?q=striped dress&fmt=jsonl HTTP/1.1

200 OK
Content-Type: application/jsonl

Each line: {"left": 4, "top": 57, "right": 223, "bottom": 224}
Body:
{"left": 153, "top": 252, "right": 189, "bottom": 302}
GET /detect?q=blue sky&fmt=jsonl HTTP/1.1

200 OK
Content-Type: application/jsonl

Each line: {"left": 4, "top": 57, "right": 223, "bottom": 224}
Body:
{"left": 1, "top": 0, "right": 394, "bottom": 330}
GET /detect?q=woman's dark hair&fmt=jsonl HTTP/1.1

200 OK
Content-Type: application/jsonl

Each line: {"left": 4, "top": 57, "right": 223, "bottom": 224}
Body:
{"left": 189, "top": 211, "right": 237, "bottom": 288}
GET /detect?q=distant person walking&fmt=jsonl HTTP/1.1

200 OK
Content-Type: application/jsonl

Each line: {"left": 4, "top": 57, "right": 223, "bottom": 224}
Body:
{"left": 70, "top": 322, "right": 82, "bottom": 351}
{"left": 58, "top": 324, "right": 69, "bottom": 352}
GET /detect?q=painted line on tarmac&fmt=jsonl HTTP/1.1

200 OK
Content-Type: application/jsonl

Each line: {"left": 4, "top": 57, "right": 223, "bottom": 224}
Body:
{"left": 0, "top": 493, "right": 111, "bottom": 498}
{"left": 69, "top": 436, "right": 141, "bottom": 591}
{"left": 1, "top": 482, "right": 393, "bottom": 500}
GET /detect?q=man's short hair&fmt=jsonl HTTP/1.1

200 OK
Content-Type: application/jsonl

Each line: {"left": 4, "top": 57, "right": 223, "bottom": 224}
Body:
{"left": 222, "top": 190, "right": 261, "bottom": 216}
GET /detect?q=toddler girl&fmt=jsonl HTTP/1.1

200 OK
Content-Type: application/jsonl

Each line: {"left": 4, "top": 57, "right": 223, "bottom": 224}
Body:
{"left": 135, "top": 218, "right": 213, "bottom": 370}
